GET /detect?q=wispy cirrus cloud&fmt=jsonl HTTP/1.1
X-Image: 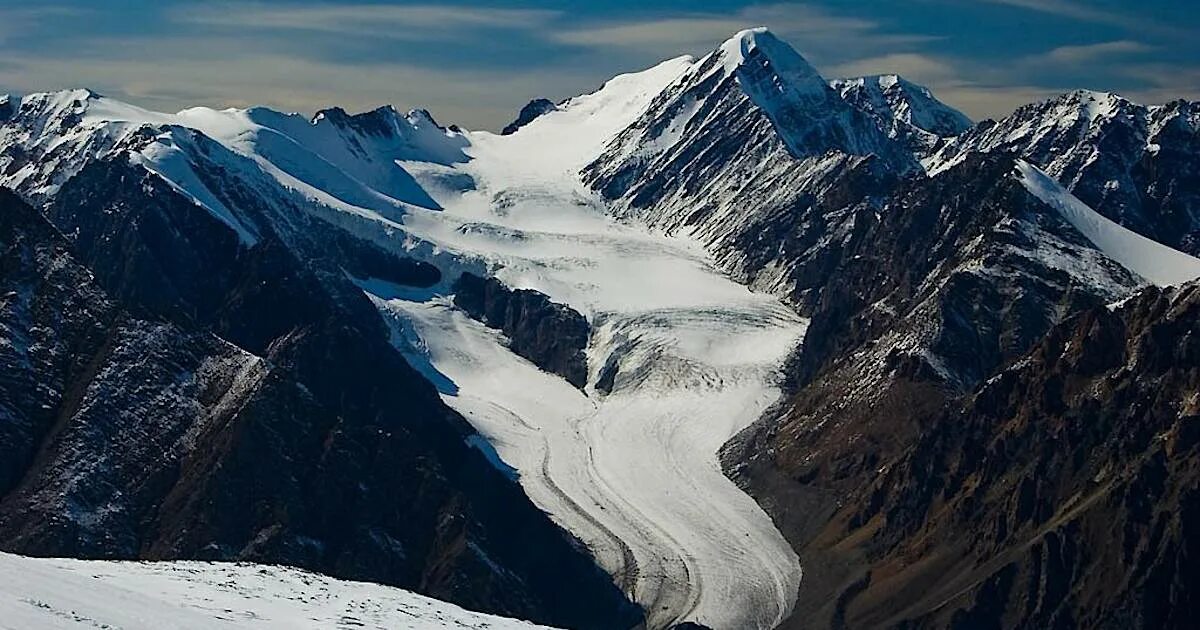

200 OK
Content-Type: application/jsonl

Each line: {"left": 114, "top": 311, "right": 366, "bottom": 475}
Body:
{"left": 0, "top": 34, "right": 585, "bottom": 126}
{"left": 172, "top": 3, "right": 561, "bottom": 39}
{"left": 1038, "top": 40, "right": 1155, "bottom": 65}
{"left": 1112, "top": 63, "right": 1200, "bottom": 104}
{"left": 549, "top": 4, "right": 938, "bottom": 64}
{"left": 0, "top": 5, "right": 89, "bottom": 45}
{"left": 982, "top": 0, "right": 1185, "bottom": 38}
{"left": 984, "top": 0, "right": 1132, "bottom": 25}
{"left": 1, "top": 1, "right": 1195, "bottom": 130}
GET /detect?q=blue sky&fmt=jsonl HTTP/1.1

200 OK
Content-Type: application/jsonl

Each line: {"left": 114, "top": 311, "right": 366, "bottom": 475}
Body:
{"left": 1, "top": 0, "right": 1197, "bottom": 129}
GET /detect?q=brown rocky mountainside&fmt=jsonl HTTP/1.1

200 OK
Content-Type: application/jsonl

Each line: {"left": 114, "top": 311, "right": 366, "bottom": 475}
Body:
{"left": 739, "top": 275, "right": 1200, "bottom": 628}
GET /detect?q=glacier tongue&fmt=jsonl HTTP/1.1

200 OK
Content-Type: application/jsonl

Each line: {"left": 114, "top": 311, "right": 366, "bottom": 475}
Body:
{"left": 374, "top": 57, "right": 807, "bottom": 629}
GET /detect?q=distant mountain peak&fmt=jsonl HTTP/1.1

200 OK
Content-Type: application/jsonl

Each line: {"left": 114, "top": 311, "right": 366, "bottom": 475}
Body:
{"left": 830, "top": 73, "right": 972, "bottom": 154}
{"left": 311, "top": 104, "right": 406, "bottom": 137}
{"left": 501, "top": 98, "right": 557, "bottom": 135}
{"left": 712, "top": 26, "right": 827, "bottom": 96}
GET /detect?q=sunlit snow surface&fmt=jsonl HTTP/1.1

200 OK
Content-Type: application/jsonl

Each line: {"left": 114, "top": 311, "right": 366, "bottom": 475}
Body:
{"left": 378, "top": 57, "right": 807, "bottom": 629}
{"left": 1017, "top": 161, "right": 1200, "bottom": 286}
{"left": 0, "top": 552, "right": 551, "bottom": 629}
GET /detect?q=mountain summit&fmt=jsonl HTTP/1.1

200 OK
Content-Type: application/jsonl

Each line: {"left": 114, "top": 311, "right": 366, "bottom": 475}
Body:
{"left": 831, "top": 74, "right": 972, "bottom": 154}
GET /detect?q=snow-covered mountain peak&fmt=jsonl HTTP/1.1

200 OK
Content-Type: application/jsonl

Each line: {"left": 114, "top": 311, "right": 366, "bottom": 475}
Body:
{"left": 8, "top": 88, "right": 99, "bottom": 124}
{"left": 718, "top": 26, "right": 771, "bottom": 65}
{"left": 1053, "top": 89, "right": 1132, "bottom": 124}
{"left": 709, "top": 26, "right": 829, "bottom": 101}
{"left": 831, "top": 74, "right": 971, "bottom": 155}
{"left": 715, "top": 27, "right": 822, "bottom": 87}
{"left": 309, "top": 103, "right": 451, "bottom": 140}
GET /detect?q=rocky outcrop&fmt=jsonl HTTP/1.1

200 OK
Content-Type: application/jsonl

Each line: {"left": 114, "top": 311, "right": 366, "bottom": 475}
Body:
{"left": 0, "top": 175, "right": 639, "bottom": 629}
{"left": 930, "top": 92, "right": 1200, "bottom": 255}
{"left": 453, "top": 272, "right": 589, "bottom": 388}
{"left": 501, "top": 98, "right": 557, "bottom": 135}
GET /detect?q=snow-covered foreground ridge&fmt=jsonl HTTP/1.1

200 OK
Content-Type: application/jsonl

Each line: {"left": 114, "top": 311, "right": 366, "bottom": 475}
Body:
{"left": 0, "top": 552, "right": 553, "bottom": 629}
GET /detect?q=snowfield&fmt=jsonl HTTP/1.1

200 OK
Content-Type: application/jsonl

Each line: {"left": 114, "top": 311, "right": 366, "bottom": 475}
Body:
{"left": 1017, "top": 161, "right": 1200, "bottom": 286}
{"left": 370, "top": 56, "right": 808, "bottom": 629}
{"left": 0, "top": 552, "right": 551, "bottom": 629}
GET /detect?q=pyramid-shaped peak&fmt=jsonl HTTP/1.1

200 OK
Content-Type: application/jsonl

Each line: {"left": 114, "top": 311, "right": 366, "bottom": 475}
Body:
{"left": 716, "top": 27, "right": 820, "bottom": 80}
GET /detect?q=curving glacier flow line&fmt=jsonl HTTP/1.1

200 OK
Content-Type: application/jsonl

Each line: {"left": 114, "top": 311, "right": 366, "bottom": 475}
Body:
{"left": 372, "top": 58, "right": 808, "bottom": 629}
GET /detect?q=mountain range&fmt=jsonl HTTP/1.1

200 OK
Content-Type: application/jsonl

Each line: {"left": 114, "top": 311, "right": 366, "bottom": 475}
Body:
{"left": 1, "top": 26, "right": 1199, "bottom": 630}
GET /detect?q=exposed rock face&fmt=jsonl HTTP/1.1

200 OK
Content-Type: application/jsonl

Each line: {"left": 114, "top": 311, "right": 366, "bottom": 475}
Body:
{"left": 725, "top": 152, "right": 1147, "bottom": 629}
{"left": 930, "top": 91, "right": 1200, "bottom": 255}
{"left": 501, "top": 98, "right": 557, "bottom": 135}
{"left": 0, "top": 178, "right": 639, "bottom": 629}
{"left": 767, "top": 280, "right": 1200, "bottom": 629}
{"left": 453, "top": 272, "right": 589, "bottom": 388}
{"left": 0, "top": 95, "right": 14, "bottom": 123}
{"left": 574, "top": 39, "right": 1200, "bottom": 629}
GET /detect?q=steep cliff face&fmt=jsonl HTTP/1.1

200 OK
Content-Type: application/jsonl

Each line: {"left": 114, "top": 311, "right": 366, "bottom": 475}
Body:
{"left": 501, "top": 99, "right": 558, "bottom": 135}
{"left": 0, "top": 176, "right": 640, "bottom": 629}
{"left": 779, "top": 280, "right": 1200, "bottom": 629}
{"left": 583, "top": 29, "right": 915, "bottom": 300}
{"left": 453, "top": 272, "right": 589, "bottom": 388}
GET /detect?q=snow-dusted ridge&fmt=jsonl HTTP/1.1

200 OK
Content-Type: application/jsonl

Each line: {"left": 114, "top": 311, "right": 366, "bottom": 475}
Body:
{"left": 830, "top": 73, "right": 972, "bottom": 155}
{"left": 1016, "top": 160, "right": 1200, "bottom": 286}
{"left": 0, "top": 552, "right": 553, "bottom": 629}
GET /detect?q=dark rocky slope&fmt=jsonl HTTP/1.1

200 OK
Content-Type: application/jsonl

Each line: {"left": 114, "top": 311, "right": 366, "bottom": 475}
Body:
{"left": 0, "top": 167, "right": 640, "bottom": 628}
{"left": 502, "top": 98, "right": 557, "bottom": 135}
{"left": 770, "top": 279, "right": 1200, "bottom": 629}
{"left": 453, "top": 272, "right": 590, "bottom": 388}
{"left": 725, "top": 152, "right": 1147, "bottom": 629}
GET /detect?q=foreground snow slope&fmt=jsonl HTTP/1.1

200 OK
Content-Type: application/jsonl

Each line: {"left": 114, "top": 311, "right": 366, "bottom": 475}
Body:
{"left": 0, "top": 553, "right": 551, "bottom": 629}
{"left": 378, "top": 55, "right": 807, "bottom": 629}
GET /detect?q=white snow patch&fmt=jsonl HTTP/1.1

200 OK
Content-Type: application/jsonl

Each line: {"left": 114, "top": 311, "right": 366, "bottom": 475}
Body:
{"left": 1017, "top": 161, "right": 1200, "bottom": 286}
{"left": 0, "top": 552, "right": 552, "bottom": 629}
